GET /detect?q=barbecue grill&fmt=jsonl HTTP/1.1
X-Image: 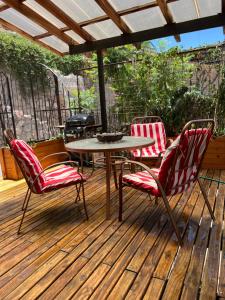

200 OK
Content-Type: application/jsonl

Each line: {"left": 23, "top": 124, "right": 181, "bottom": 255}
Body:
{"left": 64, "top": 113, "right": 102, "bottom": 142}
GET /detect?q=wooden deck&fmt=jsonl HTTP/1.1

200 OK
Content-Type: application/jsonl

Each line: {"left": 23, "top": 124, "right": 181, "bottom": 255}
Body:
{"left": 0, "top": 168, "right": 224, "bottom": 300}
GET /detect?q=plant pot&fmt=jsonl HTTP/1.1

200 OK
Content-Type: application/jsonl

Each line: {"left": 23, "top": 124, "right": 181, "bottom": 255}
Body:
{"left": 0, "top": 138, "right": 66, "bottom": 180}
{"left": 201, "top": 136, "right": 225, "bottom": 169}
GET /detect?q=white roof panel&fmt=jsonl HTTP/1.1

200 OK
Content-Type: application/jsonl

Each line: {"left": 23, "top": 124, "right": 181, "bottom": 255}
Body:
{"left": 108, "top": 0, "right": 155, "bottom": 11}
{"left": 84, "top": 19, "right": 122, "bottom": 40}
{"left": 40, "top": 36, "right": 69, "bottom": 53}
{"left": 0, "top": 8, "right": 47, "bottom": 36}
{"left": 198, "top": 0, "right": 221, "bottom": 18}
{"left": 25, "top": 0, "right": 66, "bottom": 28}
{"left": 122, "top": 7, "right": 166, "bottom": 32}
{"left": 51, "top": 0, "right": 105, "bottom": 23}
{"left": 169, "top": 0, "right": 197, "bottom": 23}
{"left": 66, "top": 30, "right": 85, "bottom": 44}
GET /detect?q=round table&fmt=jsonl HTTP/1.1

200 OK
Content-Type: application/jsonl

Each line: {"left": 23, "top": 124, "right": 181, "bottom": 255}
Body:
{"left": 65, "top": 136, "right": 154, "bottom": 219}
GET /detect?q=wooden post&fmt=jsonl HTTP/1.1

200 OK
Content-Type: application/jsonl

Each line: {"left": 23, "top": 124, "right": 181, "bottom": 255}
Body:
{"left": 97, "top": 49, "right": 107, "bottom": 132}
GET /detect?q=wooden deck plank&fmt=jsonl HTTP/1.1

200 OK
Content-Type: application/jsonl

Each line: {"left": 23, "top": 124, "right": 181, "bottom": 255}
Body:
{"left": 160, "top": 171, "right": 219, "bottom": 300}
{"left": 143, "top": 278, "right": 165, "bottom": 300}
{"left": 71, "top": 263, "right": 111, "bottom": 300}
{"left": 0, "top": 168, "right": 224, "bottom": 300}
{"left": 180, "top": 170, "right": 221, "bottom": 299}
{"left": 199, "top": 170, "right": 224, "bottom": 300}
{"left": 3, "top": 251, "right": 66, "bottom": 299}
{"left": 153, "top": 169, "right": 210, "bottom": 281}
{"left": 90, "top": 181, "right": 193, "bottom": 300}
{"left": 107, "top": 270, "right": 136, "bottom": 300}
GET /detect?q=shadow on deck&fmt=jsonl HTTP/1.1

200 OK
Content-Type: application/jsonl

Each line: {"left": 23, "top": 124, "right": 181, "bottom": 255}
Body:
{"left": 0, "top": 168, "right": 224, "bottom": 300}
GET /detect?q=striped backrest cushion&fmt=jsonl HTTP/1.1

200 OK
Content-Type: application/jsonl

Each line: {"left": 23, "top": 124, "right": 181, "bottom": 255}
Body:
{"left": 10, "top": 140, "right": 45, "bottom": 193}
{"left": 158, "top": 128, "right": 212, "bottom": 195}
{"left": 131, "top": 122, "right": 167, "bottom": 154}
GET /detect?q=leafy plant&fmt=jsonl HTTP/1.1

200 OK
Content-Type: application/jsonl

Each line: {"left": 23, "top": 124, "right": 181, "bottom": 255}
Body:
{"left": 70, "top": 86, "right": 97, "bottom": 110}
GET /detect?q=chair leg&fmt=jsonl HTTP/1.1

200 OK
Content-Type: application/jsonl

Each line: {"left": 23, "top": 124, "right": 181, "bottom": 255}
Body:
{"left": 161, "top": 193, "right": 183, "bottom": 246}
{"left": 75, "top": 184, "right": 82, "bottom": 203}
{"left": 18, "top": 190, "right": 32, "bottom": 234}
{"left": 197, "top": 178, "right": 215, "bottom": 221}
{"left": 81, "top": 183, "right": 89, "bottom": 220}
{"left": 119, "top": 174, "right": 123, "bottom": 221}
{"left": 22, "top": 188, "right": 31, "bottom": 210}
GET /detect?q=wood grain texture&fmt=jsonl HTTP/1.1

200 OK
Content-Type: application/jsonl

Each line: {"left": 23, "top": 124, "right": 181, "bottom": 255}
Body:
{"left": 0, "top": 167, "right": 222, "bottom": 299}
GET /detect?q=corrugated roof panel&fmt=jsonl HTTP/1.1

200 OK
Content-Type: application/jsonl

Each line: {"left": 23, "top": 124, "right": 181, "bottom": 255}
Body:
{"left": 122, "top": 6, "right": 166, "bottom": 32}
{"left": 0, "top": 8, "right": 47, "bottom": 36}
{"left": 168, "top": 0, "right": 197, "bottom": 23}
{"left": 83, "top": 19, "right": 122, "bottom": 40}
{"left": 51, "top": 0, "right": 105, "bottom": 23}
{"left": 25, "top": 0, "right": 66, "bottom": 28}
{"left": 40, "top": 36, "right": 69, "bottom": 53}
{"left": 66, "top": 30, "right": 85, "bottom": 44}
{"left": 198, "top": 0, "right": 221, "bottom": 18}
{"left": 108, "top": 0, "right": 155, "bottom": 11}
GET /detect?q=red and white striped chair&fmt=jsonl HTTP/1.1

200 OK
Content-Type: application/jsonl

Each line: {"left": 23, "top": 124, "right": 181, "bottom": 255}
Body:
{"left": 130, "top": 116, "right": 170, "bottom": 160}
{"left": 4, "top": 129, "right": 88, "bottom": 234}
{"left": 119, "top": 119, "right": 215, "bottom": 245}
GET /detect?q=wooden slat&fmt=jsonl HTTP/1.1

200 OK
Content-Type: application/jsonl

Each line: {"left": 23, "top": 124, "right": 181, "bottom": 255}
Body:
{"left": 161, "top": 170, "right": 219, "bottom": 300}
{"left": 34, "top": 0, "right": 94, "bottom": 42}
{"left": 2, "top": 0, "right": 76, "bottom": 45}
{"left": 200, "top": 170, "right": 224, "bottom": 299}
{"left": 107, "top": 270, "right": 136, "bottom": 300}
{"left": 95, "top": 0, "right": 131, "bottom": 33}
{"left": 153, "top": 169, "right": 210, "bottom": 281}
{"left": 156, "top": 0, "right": 180, "bottom": 42}
{"left": 0, "top": 168, "right": 224, "bottom": 299}
{"left": 143, "top": 278, "right": 165, "bottom": 300}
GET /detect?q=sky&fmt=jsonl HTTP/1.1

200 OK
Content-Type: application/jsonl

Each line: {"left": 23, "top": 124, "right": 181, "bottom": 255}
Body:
{"left": 151, "top": 26, "right": 225, "bottom": 51}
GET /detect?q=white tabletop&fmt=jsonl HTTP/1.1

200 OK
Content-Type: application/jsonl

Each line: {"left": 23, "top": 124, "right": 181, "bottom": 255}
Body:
{"left": 65, "top": 136, "right": 154, "bottom": 153}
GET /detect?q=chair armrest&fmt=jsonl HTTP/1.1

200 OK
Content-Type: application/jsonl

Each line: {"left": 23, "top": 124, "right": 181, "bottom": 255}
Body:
{"left": 39, "top": 152, "right": 70, "bottom": 163}
{"left": 121, "top": 159, "right": 167, "bottom": 197}
{"left": 30, "top": 160, "right": 82, "bottom": 191}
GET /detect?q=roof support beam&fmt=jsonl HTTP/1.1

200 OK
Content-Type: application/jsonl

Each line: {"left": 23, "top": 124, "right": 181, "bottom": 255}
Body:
{"left": 34, "top": 0, "right": 95, "bottom": 42}
{"left": 32, "top": 0, "right": 180, "bottom": 40}
{"left": 95, "top": 0, "right": 131, "bottom": 33}
{"left": 0, "top": 18, "right": 63, "bottom": 56}
{"left": 97, "top": 50, "right": 107, "bottom": 132}
{"left": 222, "top": 0, "right": 225, "bottom": 34}
{"left": 156, "top": 0, "right": 180, "bottom": 42}
{"left": 2, "top": 0, "right": 77, "bottom": 45}
{"left": 69, "top": 14, "right": 225, "bottom": 54}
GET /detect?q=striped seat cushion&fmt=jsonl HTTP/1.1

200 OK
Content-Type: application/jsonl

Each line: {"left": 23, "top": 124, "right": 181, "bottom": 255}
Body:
{"left": 11, "top": 139, "right": 45, "bottom": 193}
{"left": 42, "top": 165, "right": 86, "bottom": 193}
{"left": 122, "top": 168, "right": 160, "bottom": 196}
{"left": 131, "top": 122, "right": 166, "bottom": 158}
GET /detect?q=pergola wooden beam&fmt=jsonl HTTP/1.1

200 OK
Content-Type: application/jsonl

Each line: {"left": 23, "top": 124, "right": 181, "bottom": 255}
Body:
{"left": 34, "top": 0, "right": 95, "bottom": 42}
{"left": 0, "top": 18, "right": 63, "bottom": 56}
{"left": 2, "top": 0, "right": 77, "bottom": 45}
{"left": 94, "top": 0, "right": 131, "bottom": 33}
{"left": 156, "top": 0, "right": 181, "bottom": 42}
{"left": 32, "top": 0, "right": 179, "bottom": 40}
{"left": 222, "top": 0, "right": 225, "bottom": 34}
{"left": 70, "top": 14, "right": 225, "bottom": 54}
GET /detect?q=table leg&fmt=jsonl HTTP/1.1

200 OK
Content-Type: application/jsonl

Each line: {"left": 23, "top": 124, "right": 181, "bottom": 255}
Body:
{"left": 105, "top": 152, "right": 111, "bottom": 219}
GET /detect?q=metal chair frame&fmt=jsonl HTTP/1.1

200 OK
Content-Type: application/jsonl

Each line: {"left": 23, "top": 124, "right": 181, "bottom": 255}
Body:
{"left": 119, "top": 119, "right": 215, "bottom": 246}
{"left": 4, "top": 129, "right": 88, "bottom": 234}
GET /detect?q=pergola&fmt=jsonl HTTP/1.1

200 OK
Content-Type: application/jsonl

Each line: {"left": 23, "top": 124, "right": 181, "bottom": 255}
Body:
{"left": 0, "top": 0, "right": 224, "bottom": 131}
